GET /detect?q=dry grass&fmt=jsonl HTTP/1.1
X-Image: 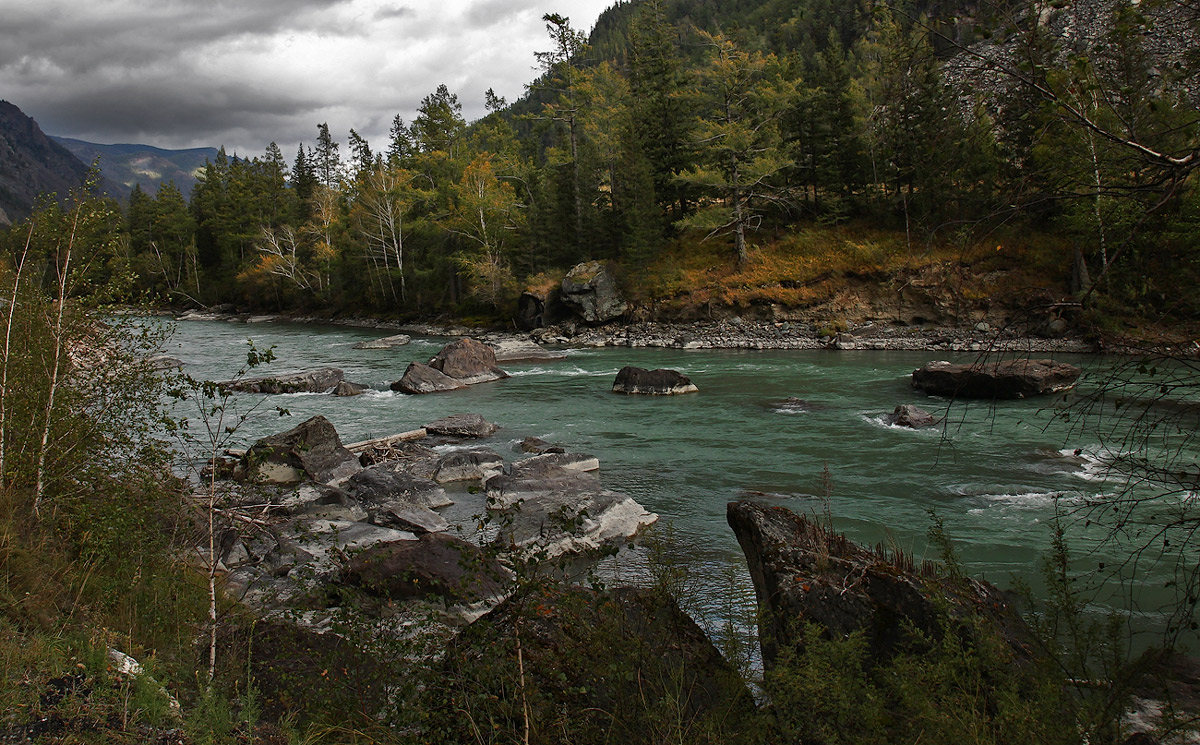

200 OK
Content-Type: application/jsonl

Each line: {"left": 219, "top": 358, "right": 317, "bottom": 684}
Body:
{"left": 629, "top": 223, "right": 1074, "bottom": 314}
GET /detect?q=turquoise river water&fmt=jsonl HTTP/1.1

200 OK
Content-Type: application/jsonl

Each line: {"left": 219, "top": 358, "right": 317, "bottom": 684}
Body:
{"left": 164, "top": 318, "right": 1197, "bottom": 648}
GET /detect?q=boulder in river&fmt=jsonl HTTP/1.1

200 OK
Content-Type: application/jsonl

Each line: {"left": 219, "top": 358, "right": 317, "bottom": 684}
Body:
{"left": 911, "top": 358, "right": 1081, "bottom": 399}
{"left": 612, "top": 366, "right": 699, "bottom": 395}
{"left": 886, "top": 404, "right": 938, "bottom": 428}
{"left": 332, "top": 381, "right": 366, "bottom": 397}
{"left": 391, "top": 362, "right": 466, "bottom": 394}
{"left": 425, "top": 413, "right": 499, "bottom": 439}
{"left": 429, "top": 338, "right": 508, "bottom": 385}
{"left": 244, "top": 415, "right": 362, "bottom": 485}
{"left": 223, "top": 367, "right": 344, "bottom": 394}
{"left": 726, "top": 500, "right": 1036, "bottom": 670}
{"left": 561, "top": 260, "right": 628, "bottom": 324}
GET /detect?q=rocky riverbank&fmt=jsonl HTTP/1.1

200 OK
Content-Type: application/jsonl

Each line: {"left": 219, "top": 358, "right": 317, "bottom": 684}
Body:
{"left": 175, "top": 308, "right": 1102, "bottom": 354}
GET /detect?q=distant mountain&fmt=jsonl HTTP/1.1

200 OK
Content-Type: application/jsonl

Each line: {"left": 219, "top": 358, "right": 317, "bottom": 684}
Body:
{"left": 0, "top": 100, "right": 95, "bottom": 226}
{"left": 50, "top": 137, "right": 218, "bottom": 202}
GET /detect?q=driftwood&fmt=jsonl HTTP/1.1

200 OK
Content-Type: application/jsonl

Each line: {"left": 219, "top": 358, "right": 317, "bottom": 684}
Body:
{"left": 344, "top": 429, "right": 427, "bottom": 453}
{"left": 224, "top": 428, "right": 427, "bottom": 459}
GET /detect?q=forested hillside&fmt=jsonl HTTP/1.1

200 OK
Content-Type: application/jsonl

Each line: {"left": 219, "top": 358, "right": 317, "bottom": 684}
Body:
{"left": 5, "top": 0, "right": 1198, "bottom": 335}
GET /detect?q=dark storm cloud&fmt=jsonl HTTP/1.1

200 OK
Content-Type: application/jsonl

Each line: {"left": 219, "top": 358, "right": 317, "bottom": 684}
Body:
{"left": 2, "top": 0, "right": 613, "bottom": 153}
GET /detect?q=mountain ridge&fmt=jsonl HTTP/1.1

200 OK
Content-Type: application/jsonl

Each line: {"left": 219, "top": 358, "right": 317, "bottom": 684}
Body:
{"left": 50, "top": 136, "right": 218, "bottom": 201}
{"left": 0, "top": 100, "right": 94, "bottom": 225}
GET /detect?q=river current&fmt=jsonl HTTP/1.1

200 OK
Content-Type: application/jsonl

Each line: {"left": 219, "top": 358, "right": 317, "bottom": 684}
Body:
{"left": 164, "top": 318, "right": 1194, "bottom": 647}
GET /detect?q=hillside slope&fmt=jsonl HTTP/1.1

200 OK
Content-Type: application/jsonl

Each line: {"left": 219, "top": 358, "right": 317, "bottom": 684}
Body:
{"left": 0, "top": 100, "right": 92, "bottom": 225}
{"left": 52, "top": 137, "right": 218, "bottom": 201}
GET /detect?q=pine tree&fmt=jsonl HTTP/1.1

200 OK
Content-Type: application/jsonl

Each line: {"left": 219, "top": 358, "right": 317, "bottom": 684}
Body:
{"left": 628, "top": 0, "right": 691, "bottom": 221}
{"left": 347, "top": 128, "right": 374, "bottom": 183}
{"left": 387, "top": 114, "right": 415, "bottom": 166}
{"left": 533, "top": 13, "right": 590, "bottom": 251}
{"left": 314, "top": 123, "right": 342, "bottom": 187}
{"left": 677, "top": 31, "right": 797, "bottom": 267}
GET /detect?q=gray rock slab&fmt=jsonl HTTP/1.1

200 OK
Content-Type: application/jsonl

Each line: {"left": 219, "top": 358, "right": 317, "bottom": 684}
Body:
{"left": 353, "top": 333, "right": 411, "bottom": 349}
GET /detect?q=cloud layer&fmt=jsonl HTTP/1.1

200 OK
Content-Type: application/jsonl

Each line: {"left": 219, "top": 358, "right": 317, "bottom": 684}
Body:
{"left": 3, "top": 0, "right": 613, "bottom": 159}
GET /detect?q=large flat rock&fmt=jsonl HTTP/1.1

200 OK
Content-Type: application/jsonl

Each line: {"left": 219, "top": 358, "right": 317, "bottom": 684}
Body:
{"left": 912, "top": 358, "right": 1081, "bottom": 399}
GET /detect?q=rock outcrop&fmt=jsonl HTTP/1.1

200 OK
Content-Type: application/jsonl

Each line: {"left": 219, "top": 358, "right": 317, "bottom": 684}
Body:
{"left": 727, "top": 499, "right": 1035, "bottom": 669}
{"left": 561, "top": 261, "right": 628, "bottom": 324}
{"left": 612, "top": 366, "right": 699, "bottom": 395}
{"left": 223, "top": 367, "right": 345, "bottom": 394}
{"left": 244, "top": 415, "right": 362, "bottom": 484}
{"left": 912, "top": 358, "right": 1081, "bottom": 399}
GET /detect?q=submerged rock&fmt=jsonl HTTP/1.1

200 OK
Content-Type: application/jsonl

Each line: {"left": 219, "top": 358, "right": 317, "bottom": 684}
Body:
{"left": 886, "top": 404, "right": 938, "bottom": 428}
{"left": 612, "top": 366, "right": 699, "bottom": 395}
{"left": 912, "top": 358, "right": 1081, "bottom": 399}
{"left": 245, "top": 415, "right": 362, "bottom": 485}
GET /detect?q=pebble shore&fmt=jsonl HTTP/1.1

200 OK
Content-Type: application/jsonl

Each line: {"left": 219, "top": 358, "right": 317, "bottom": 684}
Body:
{"left": 174, "top": 309, "right": 1099, "bottom": 354}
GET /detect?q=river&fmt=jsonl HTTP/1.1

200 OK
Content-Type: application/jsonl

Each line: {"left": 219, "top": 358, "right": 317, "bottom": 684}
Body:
{"left": 164, "top": 318, "right": 1197, "bottom": 648}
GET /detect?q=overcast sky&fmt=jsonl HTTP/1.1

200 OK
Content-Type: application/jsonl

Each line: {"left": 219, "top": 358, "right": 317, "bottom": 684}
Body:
{"left": 2, "top": 0, "right": 615, "bottom": 159}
